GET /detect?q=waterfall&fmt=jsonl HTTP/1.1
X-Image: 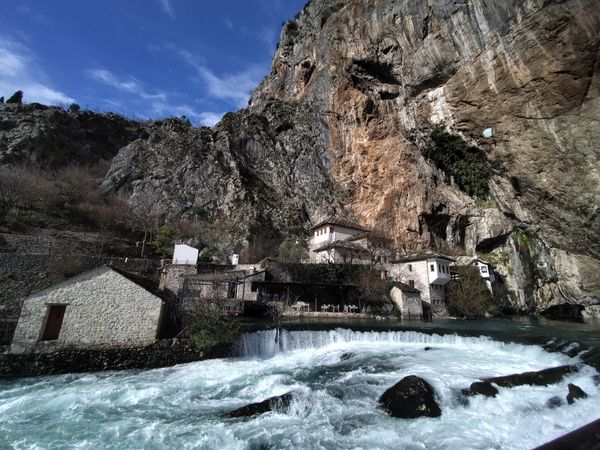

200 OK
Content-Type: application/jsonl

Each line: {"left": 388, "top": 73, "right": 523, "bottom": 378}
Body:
{"left": 234, "top": 328, "right": 509, "bottom": 358}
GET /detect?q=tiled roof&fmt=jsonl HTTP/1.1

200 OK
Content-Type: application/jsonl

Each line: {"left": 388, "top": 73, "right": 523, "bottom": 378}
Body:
{"left": 109, "top": 266, "right": 176, "bottom": 303}
{"left": 390, "top": 281, "right": 421, "bottom": 294}
{"left": 346, "top": 231, "right": 392, "bottom": 243}
{"left": 312, "top": 240, "right": 370, "bottom": 253}
{"left": 390, "top": 251, "right": 455, "bottom": 263}
{"left": 310, "top": 216, "right": 371, "bottom": 232}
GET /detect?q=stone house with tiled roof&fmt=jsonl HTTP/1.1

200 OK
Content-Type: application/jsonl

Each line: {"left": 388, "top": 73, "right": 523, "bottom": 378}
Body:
{"left": 10, "top": 266, "right": 176, "bottom": 354}
{"left": 309, "top": 217, "right": 392, "bottom": 265}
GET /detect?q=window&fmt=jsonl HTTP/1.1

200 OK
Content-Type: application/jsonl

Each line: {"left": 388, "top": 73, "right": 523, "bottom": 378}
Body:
{"left": 227, "top": 282, "right": 236, "bottom": 299}
{"left": 481, "top": 266, "right": 488, "bottom": 273}
{"left": 41, "top": 304, "right": 67, "bottom": 341}
{"left": 408, "top": 264, "right": 412, "bottom": 272}
{"left": 408, "top": 280, "right": 415, "bottom": 288}
{"left": 430, "top": 264, "right": 434, "bottom": 272}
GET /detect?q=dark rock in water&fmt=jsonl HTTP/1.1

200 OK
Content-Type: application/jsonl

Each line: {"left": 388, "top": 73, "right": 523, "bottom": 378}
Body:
{"left": 340, "top": 352, "right": 355, "bottom": 361}
{"left": 465, "top": 381, "right": 498, "bottom": 397}
{"left": 379, "top": 375, "right": 441, "bottom": 418}
{"left": 567, "top": 383, "right": 588, "bottom": 405}
{"left": 546, "top": 396, "right": 563, "bottom": 409}
{"left": 223, "top": 393, "right": 294, "bottom": 419}
{"left": 482, "top": 365, "right": 578, "bottom": 388}
{"left": 424, "top": 347, "right": 433, "bottom": 351}
{"left": 592, "top": 375, "right": 600, "bottom": 386}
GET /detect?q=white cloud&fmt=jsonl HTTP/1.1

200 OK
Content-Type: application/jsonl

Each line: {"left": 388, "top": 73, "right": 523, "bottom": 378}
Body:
{"left": 178, "top": 50, "right": 265, "bottom": 108}
{"left": 86, "top": 68, "right": 167, "bottom": 101}
{"left": 85, "top": 66, "right": 222, "bottom": 126}
{"left": 224, "top": 18, "right": 234, "bottom": 31}
{"left": 157, "top": 0, "right": 175, "bottom": 19}
{"left": 0, "top": 37, "right": 73, "bottom": 105}
{"left": 198, "top": 112, "right": 225, "bottom": 127}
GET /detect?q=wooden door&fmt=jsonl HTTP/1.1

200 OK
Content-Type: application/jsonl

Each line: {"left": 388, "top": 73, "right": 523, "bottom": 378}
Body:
{"left": 41, "top": 305, "right": 66, "bottom": 341}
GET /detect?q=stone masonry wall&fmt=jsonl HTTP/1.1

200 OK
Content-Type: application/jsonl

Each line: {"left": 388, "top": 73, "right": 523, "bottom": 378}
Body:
{"left": 11, "top": 267, "right": 163, "bottom": 353}
{"left": 0, "top": 338, "right": 228, "bottom": 379}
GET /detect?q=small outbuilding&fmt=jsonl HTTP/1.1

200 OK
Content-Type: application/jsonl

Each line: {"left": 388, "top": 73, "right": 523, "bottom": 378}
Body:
{"left": 10, "top": 266, "right": 174, "bottom": 354}
{"left": 389, "top": 282, "right": 423, "bottom": 320}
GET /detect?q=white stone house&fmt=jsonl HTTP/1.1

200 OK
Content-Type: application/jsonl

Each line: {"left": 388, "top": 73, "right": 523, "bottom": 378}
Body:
{"left": 471, "top": 258, "right": 495, "bottom": 293}
{"left": 386, "top": 252, "right": 454, "bottom": 318}
{"left": 389, "top": 282, "right": 423, "bottom": 320}
{"left": 10, "top": 266, "right": 170, "bottom": 354}
{"left": 309, "top": 218, "right": 391, "bottom": 265}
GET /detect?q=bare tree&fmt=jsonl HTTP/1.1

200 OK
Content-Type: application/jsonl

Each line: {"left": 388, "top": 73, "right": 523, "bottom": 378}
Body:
{"left": 446, "top": 265, "right": 495, "bottom": 317}
{"left": 349, "top": 270, "right": 391, "bottom": 317}
{"left": 128, "top": 191, "right": 161, "bottom": 258}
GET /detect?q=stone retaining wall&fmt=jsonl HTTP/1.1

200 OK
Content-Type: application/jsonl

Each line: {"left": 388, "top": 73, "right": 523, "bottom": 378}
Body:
{"left": 0, "top": 338, "right": 230, "bottom": 379}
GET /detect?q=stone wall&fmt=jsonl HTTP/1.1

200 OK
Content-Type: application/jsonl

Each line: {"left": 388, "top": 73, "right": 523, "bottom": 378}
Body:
{"left": 161, "top": 264, "right": 198, "bottom": 296}
{"left": 11, "top": 267, "right": 163, "bottom": 353}
{"left": 390, "top": 287, "right": 423, "bottom": 320}
{"left": 387, "top": 261, "right": 448, "bottom": 317}
{"left": 0, "top": 338, "right": 229, "bottom": 379}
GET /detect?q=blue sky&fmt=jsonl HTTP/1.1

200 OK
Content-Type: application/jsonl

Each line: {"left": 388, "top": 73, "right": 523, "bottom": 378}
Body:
{"left": 0, "top": 0, "right": 306, "bottom": 125}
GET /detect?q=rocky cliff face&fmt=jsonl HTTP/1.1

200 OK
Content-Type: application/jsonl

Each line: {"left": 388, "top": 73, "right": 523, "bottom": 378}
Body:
{"left": 0, "top": 103, "right": 145, "bottom": 168}
{"left": 1, "top": 0, "right": 598, "bottom": 315}
{"left": 243, "top": 0, "right": 600, "bottom": 316}
{"left": 100, "top": 100, "right": 334, "bottom": 260}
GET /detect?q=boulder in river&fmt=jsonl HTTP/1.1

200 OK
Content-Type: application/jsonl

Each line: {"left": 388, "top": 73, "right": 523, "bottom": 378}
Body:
{"left": 462, "top": 381, "right": 498, "bottom": 398}
{"left": 566, "top": 383, "right": 588, "bottom": 404}
{"left": 482, "top": 365, "right": 578, "bottom": 388}
{"left": 340, "top": 352, "right": 355, "bottom": 361}
{"left": 546, "top": 396, "right": 563, "bottom": 409}
{"left": 223, "top": 393, "right": 294, "bottom": 419}
{"left": 379, "top": 375, "right": 441, "bottom": 418}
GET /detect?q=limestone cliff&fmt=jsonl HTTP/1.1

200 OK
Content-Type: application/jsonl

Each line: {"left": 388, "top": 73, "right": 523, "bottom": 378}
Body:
{"left": 246, "top": 0, "right": 600, "bottom": 316}
{"left": 1, "top": 0, "right": 599, "bottom": 315}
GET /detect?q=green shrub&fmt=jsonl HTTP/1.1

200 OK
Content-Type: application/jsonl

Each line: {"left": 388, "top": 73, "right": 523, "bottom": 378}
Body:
{"left": 426, "top": 124, "right": 491, "bottom": 198}
{"left": 187, "top": 309, "right": 240, "bottom": 351}
{"left": 6, "top": 90, "right": 23, "bottom": 104}
{"left": 154, "top": 226, "right": 175, "bottom": 257}
{"left": 277, "top": 236, "right": 308, "bottom": 262}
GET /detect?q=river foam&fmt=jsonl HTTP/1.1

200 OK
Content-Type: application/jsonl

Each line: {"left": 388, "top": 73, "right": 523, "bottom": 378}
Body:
{"left": 1, "top": 329, "right": 598, "bottom": 449}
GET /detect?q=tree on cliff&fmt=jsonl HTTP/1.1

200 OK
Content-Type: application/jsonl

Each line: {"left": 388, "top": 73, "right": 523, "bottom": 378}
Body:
{"left": 277, "top": 236, "right": 308, "bottom": 262}
{"left": 446, "top": 265, "right": 496, "bottom": 317}
{"left": 6, "top": 90, "right": 23, "bottom": 104}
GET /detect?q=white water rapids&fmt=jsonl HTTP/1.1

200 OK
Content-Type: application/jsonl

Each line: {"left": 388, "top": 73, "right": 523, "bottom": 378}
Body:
{"left": 1, "top": 328, "right": 599, "bottom": 449}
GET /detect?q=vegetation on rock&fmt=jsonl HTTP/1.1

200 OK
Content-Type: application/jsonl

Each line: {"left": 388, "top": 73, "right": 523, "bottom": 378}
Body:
{"left": 187, "top": 308, "right": 240, "bottom": 352}
{"left": 277, "top": 237, "right": 309, "bottom": 263}
{"left": 6, "top": 90, "right": 23, "bottom": 104}
{"left": 426, "top": 124, "right": 491, "bottom": 199}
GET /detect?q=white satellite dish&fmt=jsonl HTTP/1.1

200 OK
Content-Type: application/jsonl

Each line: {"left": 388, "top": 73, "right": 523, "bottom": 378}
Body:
{"left": 482, "top": 128, "right": 494, "bottom": 138}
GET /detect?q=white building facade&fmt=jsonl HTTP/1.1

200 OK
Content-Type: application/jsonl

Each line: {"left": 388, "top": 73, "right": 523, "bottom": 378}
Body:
{"left": 386, "top": 253, "right": 454, "bottom": 318}
{"left": 309, "top": 218, "right": 390, "bottom": 265}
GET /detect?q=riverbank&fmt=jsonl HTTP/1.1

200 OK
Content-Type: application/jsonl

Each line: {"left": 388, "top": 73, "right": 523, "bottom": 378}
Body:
{"left": 2, "top": 316, "right": 600, "bottom": 379}
{"left": 0, "top": 338, "right": 232, "bottom": 379}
